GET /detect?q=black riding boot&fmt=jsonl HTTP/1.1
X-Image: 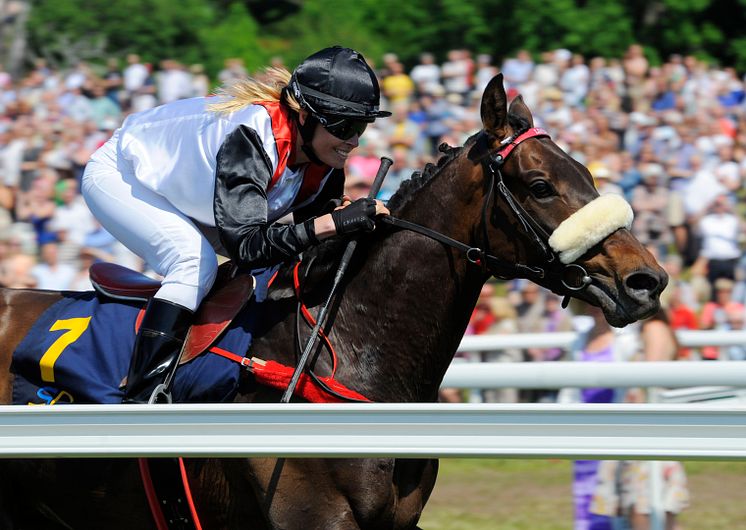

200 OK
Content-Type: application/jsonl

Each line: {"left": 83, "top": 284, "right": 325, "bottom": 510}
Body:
{"left": 123, "top": 298, "right": 194, "bottom": 404}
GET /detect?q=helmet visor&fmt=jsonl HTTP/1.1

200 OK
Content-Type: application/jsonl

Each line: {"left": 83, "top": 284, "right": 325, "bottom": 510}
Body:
{"left": 321, "top": 116, "right": 369, "bottom": 141}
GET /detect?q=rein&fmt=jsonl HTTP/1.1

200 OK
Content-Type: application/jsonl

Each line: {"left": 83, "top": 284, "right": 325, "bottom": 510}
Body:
{"left": 382, "top": 127, "right": 592, "bottom": 294}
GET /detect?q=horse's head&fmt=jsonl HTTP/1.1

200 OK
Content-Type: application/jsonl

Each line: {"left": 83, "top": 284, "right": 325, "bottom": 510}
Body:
{"left": 472, "top": 74, "right": 667, "bottom": 326}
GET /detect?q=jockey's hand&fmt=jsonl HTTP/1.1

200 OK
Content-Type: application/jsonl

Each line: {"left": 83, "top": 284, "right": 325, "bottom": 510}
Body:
{"left": 331, "top": 198, "right": 389, "bottom": 235}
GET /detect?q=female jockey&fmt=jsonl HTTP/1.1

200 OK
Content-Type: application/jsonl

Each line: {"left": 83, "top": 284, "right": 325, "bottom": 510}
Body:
{"left": 81, "top": 46, "right": 391, "bottom": 403}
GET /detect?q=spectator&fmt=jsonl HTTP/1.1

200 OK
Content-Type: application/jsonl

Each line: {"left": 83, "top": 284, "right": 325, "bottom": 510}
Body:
{"left": 700, "top": 278, "right": 746, "bottom": 360}
{"left": 697, "top": 194, "right": 743, "bottom": 287}
{"left": 509, "top": 281, "right": 540, "bottom": 328}
{"left": 49, "top": 177, "right": 96, "bottom": 262}
{"left": 63, "top": 62, "right": 89, "bottom": 92}
{"left": 0, "top": 122, "right": 26, "bottom": 190}
{"left": 622, "top": 44, "right": 649, "bottom": 110}
{"left": 189, "top": 64, "right": 210, "bottom": 97}
{"left": 474, "top": 54, "right": 499, "bottom": 95}
{"left": 102, "top": 57, "right": 123, "bottom": 107}
{"left": 667, "top": 282, "right": 700, "bottom": 359}
{"left": 441, "top": 49, "right": 473, "bottom": 98}
{"left": 15, "top": 170, "right": 57, "bottom": 245}
{"left": 122, "top": 54, "right": 149, "bottom": 107}
{"left": 588, "top": 162, "right": 623, "bottom": 196}
{"left": 710, "top": 141, "right": 741, "bottom": 195}
{"left": 379, "top": 102, "right": 421, "bottom": 152}
{"left": 0, "top": 234, "right": 36, "bottom": 288}
{"left": 381, "top": 61, "right": 415, "bottom": 105}
{"left": 523, "top": 293, "right": 574, "bottom": 402}
{"left": 616, "top": 150, "right": 642, "bottom": 200}
{"left": 409, "top": 52, "right": 441, "bottom": 96}
{"left": 501, "top": 49, "right": 534, "bottom": 91}
{"left": 630, "top": 163, "right": 671, "bottom": 254}
{"left": 63, "top": 86, "right": 94, "bottom": 123}
{"left": 532, "top": 51, "right": 561, "bottom": 90}
{"left": 722, "top": 305, "right": 746, "bottom": 360}
{"left": 682, "top": 153, "right": 728, "bottom": 218}
{"left": 590, "top": 308, "right": 690, "bottom": 529}
{"left": 379, "top": 52, "right": 399, "bottom": 80}
{"left": 346, "top": 138, "right": 383, "bottom": 185}
{"left": 475, "top": 296, "right": 521, "bottom": 403}
{"left": 30, "top": 238, "right": 76, "bottom": 290}
{"left": 127, "top": 62, "right": 158, "bottom": 113}
{"left": 157, "top": 59, "right": 192, "bottom": 103}
{"left": 562, "top": 301, "right": 639, "bottom": 530}
{"left": 420, "top": 85, "right": 455, "bottom": 155}
{"left": 69, "top": 247, "right": 98, "bottom": 291}
{"left": 217, "top": 57, "right": 247, "bottom": 86}
{"left": 559, "top": 53, "right": 590, "bottom": 108}
{"left": 541, "top": 87, "right": 572, "bottom": 129}
{"left": 88, "top": 83, "right": 121, "bottom": 131}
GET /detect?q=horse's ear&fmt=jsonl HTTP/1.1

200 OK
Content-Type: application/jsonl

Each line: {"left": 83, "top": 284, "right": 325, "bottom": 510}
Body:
{"left": 480, "top": 73, "right": 509, "bottom": 136}
{"left": 508, "top": 95, "right": 534, "bottom": 127}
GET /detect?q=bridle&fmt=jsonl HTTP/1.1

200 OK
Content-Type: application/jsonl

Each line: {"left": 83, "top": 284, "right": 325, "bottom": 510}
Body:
{"left": 380, "top": 126, "right": 593, "bottom": 294}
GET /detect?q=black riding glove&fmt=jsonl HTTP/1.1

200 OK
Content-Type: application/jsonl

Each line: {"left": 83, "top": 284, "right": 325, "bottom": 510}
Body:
{"left": 331, "top": 198, "right": 377, "bottom": 235}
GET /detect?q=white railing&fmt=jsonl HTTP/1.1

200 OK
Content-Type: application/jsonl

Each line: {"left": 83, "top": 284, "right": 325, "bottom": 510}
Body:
{"left": 1, "top": 403, "right": 745, "bottom": 460}
{"left": 441, "top": 361, "right": 746, "bottom": 389}
{"left": 456, "top": 329, "right": 746, "bottom": 352}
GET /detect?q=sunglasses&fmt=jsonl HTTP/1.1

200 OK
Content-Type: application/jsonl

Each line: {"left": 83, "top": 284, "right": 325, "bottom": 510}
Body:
{"left": 320, "top": 116, "right": 369, "bottom": 141}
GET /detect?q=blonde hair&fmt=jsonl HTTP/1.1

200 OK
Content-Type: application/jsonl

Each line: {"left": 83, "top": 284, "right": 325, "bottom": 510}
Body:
{"left": 207, "top": 66, "right": 301, "bottom": 115}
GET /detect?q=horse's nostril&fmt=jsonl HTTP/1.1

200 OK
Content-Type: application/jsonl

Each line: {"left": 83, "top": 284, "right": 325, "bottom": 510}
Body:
{"left": 626, "top": 272, "right": 660, "bottom": 293}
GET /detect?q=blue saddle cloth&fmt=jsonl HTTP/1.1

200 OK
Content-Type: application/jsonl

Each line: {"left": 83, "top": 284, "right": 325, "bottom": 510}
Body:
{"left": 11, "top": 268, "right": 275, "bottom": 405}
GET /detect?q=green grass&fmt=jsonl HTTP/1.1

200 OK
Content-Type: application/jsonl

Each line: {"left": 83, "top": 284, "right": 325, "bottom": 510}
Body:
{"left": 418, "top": 459, "right": 746, "bottom": 530}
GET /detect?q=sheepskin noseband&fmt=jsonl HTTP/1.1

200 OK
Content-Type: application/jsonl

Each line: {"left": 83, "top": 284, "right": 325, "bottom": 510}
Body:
{"left": 548, "top": 194, "right": 633, "bottom": 264}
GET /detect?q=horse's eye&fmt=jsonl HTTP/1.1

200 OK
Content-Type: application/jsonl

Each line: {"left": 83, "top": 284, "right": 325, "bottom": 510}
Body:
{"left": 529, "top": 180, "right": 554, "bottom": 198}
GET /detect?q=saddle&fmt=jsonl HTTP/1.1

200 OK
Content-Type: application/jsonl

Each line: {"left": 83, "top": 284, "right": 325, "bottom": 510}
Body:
{"left": 90, "top": 261, "right": 255, "bottom": 364}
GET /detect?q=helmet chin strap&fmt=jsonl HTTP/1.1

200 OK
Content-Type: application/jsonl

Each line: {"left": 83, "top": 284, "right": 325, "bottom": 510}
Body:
{"left": 298, "top": 114, "right": 324, "bottom": 166}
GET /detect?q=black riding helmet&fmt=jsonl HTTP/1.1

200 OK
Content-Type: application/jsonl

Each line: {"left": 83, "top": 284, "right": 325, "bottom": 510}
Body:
{"left": 286, "top": 46, "right": 391, "bottom": 163}
{"left": 290, "top": 46, "right": 391, "bottom": 121}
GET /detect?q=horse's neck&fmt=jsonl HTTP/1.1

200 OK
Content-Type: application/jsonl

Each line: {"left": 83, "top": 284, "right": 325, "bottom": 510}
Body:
{"left": 335, "top": 157, "right": 488, "bottom": 402}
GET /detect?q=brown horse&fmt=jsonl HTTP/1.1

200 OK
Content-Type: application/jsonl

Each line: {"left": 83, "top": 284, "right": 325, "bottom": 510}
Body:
{"left": 0, "top": 74, "right": 666, "bottom": 529}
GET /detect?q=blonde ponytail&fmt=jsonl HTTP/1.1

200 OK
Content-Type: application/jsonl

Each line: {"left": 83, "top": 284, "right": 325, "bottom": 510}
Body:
{"left": 207, "top": 67, "right": 302, "bottom": 114}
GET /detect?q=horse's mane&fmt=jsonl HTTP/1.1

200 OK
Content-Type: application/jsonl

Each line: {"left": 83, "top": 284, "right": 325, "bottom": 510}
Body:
{"left": 386, "top": 113, "right": 531, "bottom": 213}
{"left": 386, "top": 142, "right": 464, "bottom": 212}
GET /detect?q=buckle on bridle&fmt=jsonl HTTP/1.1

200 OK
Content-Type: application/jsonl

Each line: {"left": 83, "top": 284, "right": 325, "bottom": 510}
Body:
{"left": 561, "top": 263, "right": 593, "bottom": 292}
{"left": 466, "top": 247, "right": 484, "bottom": 265}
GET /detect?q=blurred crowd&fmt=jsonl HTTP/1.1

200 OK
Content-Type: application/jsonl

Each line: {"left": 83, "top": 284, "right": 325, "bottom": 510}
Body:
{"left": 2, "top": 46, "right": 746, "bottom": 368}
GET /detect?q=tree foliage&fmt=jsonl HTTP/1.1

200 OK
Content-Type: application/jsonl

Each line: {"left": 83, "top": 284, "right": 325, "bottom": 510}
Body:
{"left": 22, "top": 0, "right": 746, "bottom": 75}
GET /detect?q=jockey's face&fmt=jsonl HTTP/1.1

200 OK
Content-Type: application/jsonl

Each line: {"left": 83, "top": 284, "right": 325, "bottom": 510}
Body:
{"left": 312, "top": 123, "right": 360, "bottom": 169}
{"left": 298, "top": 110, "right": 361, "bottom": 169}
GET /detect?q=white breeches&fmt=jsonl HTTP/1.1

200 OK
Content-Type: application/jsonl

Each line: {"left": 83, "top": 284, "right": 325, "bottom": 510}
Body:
{"left": 81, "top": 159, "right": 218, "bottom": 311}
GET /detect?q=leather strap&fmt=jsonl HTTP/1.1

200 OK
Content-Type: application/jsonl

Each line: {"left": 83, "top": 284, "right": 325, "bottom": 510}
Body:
{"left": 140, "top": 458, "right": 202, "bottom": 530}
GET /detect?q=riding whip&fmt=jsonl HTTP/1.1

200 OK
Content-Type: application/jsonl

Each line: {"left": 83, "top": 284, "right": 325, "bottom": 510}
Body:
{"left": 281, "top": 156, "right": 393, "bottom": 403}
